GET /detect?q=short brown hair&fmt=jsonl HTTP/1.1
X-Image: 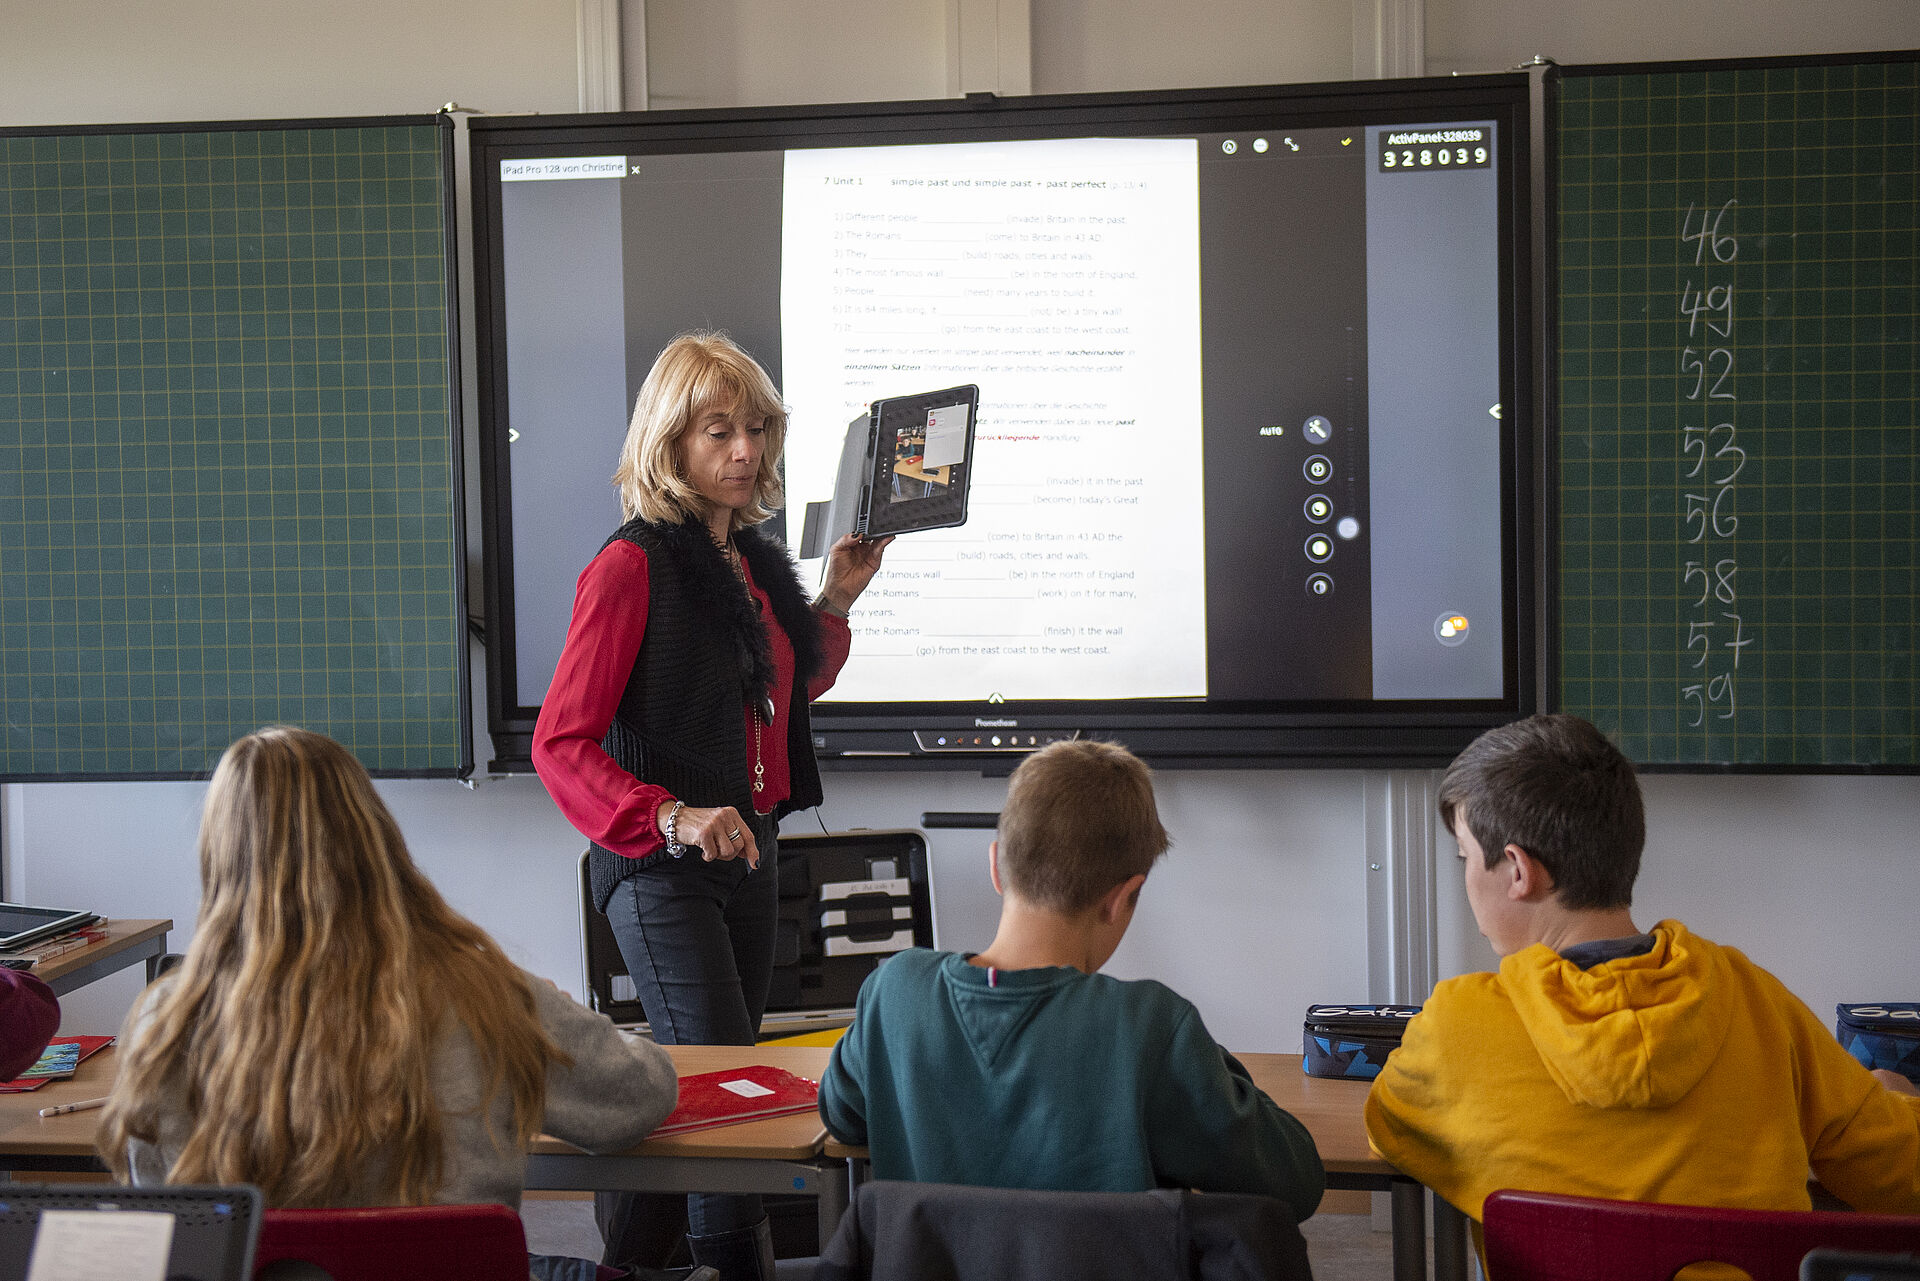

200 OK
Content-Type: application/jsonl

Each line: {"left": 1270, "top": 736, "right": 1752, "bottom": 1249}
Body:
{"left": 1437, "top": 714, "right": 1645, "bottom": 911}
{"left": 613, "top": 331, "right": 788, "bottom": 528}
{"left": 997, "top": 739, "right": 1170, "bottom": 914}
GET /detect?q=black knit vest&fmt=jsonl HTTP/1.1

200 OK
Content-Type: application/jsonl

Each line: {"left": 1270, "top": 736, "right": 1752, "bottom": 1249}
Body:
{"left": 585, "top": 517, "right": 826, "bottom": 912}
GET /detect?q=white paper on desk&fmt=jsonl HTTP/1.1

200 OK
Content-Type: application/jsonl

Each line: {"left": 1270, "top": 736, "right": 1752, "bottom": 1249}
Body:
{"left": 720, "top": 1078, "right": 776, "bottom": 1099}
{"left": 26, "top": 1209, "right": 174, "bottom": 1281}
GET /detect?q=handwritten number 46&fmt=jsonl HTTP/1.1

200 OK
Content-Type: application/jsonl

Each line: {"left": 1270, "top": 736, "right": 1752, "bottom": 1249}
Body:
{"left": 1682, "top": 200, "right": 1738, "bottom": 265}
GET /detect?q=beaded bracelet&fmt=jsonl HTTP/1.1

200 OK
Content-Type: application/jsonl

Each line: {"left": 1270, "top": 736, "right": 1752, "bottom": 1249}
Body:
{"left": 662, "top": 799, "right": 686, "bottom": 858}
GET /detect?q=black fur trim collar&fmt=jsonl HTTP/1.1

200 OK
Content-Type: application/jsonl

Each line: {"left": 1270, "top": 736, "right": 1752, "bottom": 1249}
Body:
{"left": 609, "top": 517, "right": 824, "bottom": 707}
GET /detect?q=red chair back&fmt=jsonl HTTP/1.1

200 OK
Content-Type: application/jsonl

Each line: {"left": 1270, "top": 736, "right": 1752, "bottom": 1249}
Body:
{"left": 1482, "top": 1190, "right": 1920, "bottom": 1281}
{"left": 254, "top": 1203, "right": 529, "bottom": 1281}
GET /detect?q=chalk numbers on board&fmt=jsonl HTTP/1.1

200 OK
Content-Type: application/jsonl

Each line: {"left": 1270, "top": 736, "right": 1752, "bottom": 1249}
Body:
{"left": 1679, "top": 200, "right": 1749, "bottom": 729}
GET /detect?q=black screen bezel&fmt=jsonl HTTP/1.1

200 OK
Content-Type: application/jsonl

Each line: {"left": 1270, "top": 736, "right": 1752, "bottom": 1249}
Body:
{"left": 469, "top": 76, "right": 1538, "bottom": 771}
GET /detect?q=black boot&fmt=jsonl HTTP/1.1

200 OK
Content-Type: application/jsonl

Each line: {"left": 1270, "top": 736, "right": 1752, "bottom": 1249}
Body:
{"left": 686, "top": 1216, "right": 776, "bottom": 1281}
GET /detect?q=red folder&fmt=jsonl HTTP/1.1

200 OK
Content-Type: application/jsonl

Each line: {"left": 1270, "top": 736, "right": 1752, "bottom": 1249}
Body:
{"left": 651, "top": 1065, "right": 820, "bottom": 1136}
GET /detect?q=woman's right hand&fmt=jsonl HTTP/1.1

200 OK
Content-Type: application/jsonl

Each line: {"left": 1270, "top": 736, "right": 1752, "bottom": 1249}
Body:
{"left": 659, "top": 801, "right": 760, "bottom": 868}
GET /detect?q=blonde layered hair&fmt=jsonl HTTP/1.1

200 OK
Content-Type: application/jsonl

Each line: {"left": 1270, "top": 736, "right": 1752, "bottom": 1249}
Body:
{"left": 614, "top": 331, "right": 788, "bottom": 527}
{"left": 99, "top": 727, "right": 562, "bottom": 1206}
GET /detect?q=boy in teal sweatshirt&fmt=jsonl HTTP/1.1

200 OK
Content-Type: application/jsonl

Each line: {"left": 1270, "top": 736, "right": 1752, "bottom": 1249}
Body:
{"left": 817, "top": 739, "right": 1324, "bottom": 1223}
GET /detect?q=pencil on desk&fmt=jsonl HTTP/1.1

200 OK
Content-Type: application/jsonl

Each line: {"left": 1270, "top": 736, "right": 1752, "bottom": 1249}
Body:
{"left": 38, "top": 1097, "right": 107, "bottom": 1118}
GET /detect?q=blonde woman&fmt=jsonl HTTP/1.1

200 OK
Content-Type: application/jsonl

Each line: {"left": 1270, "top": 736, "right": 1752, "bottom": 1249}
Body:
{"left": 532, "top": 332, "right": 887, "bottom": 1279}
{"left": 100, "top": 727, "right": 677, "bottom": 1279}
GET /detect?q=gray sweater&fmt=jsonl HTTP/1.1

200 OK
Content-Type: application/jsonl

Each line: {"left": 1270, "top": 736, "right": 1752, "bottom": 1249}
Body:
{"left": 120, "top": 970, "right": 678, "bottom": 1211}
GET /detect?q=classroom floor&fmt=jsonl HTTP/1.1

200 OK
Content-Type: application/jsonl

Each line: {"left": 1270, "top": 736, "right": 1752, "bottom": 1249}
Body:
{"left": 519, "top": 1195, "right": 1421, "bottom": 1279}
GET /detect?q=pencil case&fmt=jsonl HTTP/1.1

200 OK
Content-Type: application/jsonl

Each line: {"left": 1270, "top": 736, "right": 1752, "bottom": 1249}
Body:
{"left": 1302, "top": 1004, "right": 1420, "bottom": 1079}
{"left": 1835, "top": 1003, "right": 1920, "bottom": 1084}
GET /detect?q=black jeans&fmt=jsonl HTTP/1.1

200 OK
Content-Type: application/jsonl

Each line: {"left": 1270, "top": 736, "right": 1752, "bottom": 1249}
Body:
{"left": 595, "top": 816, "right": 780, "bottom": 1265}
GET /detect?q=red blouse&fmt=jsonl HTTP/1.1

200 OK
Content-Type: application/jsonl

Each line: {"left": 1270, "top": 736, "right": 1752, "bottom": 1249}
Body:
{"left": 531, "top": 538, "right": 851, "bottom": 859}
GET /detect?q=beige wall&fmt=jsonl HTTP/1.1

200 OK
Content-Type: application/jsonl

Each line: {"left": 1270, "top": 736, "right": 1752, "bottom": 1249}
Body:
{"left": 1029, "top": 0, "right": 1355, "bottom": 92}
{"left": 0, "top": 0, "right": 578, "bottom": 126}
{"left": 633, "top": 0, "right": 1920, "bottom": 111}
{"left": 635, "top": 0, "right": 1358, "bottom": 111}
{"left": 638, "top": 0, "right": 954, "bottom": 108}
{"left": 1426, "top": 0, "right": 1920, "bottom": 76}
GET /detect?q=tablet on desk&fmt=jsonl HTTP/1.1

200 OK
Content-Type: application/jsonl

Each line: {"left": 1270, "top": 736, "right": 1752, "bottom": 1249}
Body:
{"left": 0, "top": 904, "right": 98, "bottom": 954}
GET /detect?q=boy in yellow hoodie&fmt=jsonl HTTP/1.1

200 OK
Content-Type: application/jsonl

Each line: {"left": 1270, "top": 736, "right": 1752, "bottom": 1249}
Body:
{"left": 1365, "top": 713, "right": 1920, "bottom": 1231}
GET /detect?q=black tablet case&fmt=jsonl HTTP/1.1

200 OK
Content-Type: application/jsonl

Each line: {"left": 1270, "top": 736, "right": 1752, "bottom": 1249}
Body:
{"left": 799, "top": 385, "right": 979, "bottom": 556}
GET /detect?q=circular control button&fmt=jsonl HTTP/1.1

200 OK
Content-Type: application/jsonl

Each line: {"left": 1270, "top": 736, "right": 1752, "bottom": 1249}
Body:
{"left": 1306, "top": 573, "right": 1334, "bottom": 597}
{"left": 1303, "top": 454, "right": 1332, "bottom": 483}
{"left": 1305, "top": 534, "right": 1334, "bottom": 563}
{"left": 1304, "top": 494, "right": 1333, "bottom": 524}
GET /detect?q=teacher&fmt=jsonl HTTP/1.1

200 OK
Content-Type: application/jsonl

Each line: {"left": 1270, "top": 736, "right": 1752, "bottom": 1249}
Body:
{"left": 532, "top": 332, "right": 887, "bottom": 1281}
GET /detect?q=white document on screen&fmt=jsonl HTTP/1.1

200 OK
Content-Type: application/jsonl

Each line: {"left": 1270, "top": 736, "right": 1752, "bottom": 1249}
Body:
{"left": 782, "top": 137, "right": 1206, "bottom": 703}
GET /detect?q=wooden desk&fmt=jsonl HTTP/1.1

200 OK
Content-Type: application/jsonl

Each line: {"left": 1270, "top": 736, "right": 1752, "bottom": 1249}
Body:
{"left": 0, "top": 1043, "right": 1468, "bottom": 1276}
{"left": 1243, "top": 1054, "right": 1470, "bottom": 1281}
{"left": 0, "top": 1043, "right": 847, "bottom": 1247}
{"left": 526, "top": 1045, "right": 844, "bottom": 1246}
{"left": 0, "top": 1041, "right": 118, "bottom": 1173}
{"left": 24, "top": 919, "right": 172, "bottom": 998}
{"left": 891, "top": 457, "right": 950, "bottom": 486}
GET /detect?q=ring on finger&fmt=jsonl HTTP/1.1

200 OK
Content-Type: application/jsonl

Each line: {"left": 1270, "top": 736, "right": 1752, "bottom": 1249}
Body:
{"left": 727, "top": 827, "right": 743, "bottom": 843}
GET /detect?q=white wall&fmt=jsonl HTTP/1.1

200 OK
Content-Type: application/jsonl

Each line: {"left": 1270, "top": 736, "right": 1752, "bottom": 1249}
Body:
{"left": 6, "top": 0, "right": 1919, "bottom": 1059}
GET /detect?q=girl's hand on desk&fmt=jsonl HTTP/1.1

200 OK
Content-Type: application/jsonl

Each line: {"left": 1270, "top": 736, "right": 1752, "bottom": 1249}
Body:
{"left": 1871, "top": 1068, "right": 1918, "bottom": 1097}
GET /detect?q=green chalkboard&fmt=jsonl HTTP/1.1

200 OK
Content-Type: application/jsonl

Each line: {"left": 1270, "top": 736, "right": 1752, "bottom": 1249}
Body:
{"left": 1554, "top": 54, "right": 1918, "bottom": 768}
{"left": 0, "top": 119, "right": 467, "bottom": 778}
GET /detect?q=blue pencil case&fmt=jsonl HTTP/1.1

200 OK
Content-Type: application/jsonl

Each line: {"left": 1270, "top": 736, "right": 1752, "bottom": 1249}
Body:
{"left": 1836, "top": 1003, "right": 1920, "bottom": 1084}
{"left": 1302, "top": 1004, "right": 1421, "bottom": 1079}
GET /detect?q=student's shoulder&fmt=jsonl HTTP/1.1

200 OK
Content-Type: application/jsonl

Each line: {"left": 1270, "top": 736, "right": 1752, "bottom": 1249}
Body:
{"left": 1080, "top": 971, "right": 1209, "bottom": 1034}
{"left": 857, "top": 948, "right": 957, "bottom": 1000}
{"left": 1400, "top": 969, "right": 1517, "bottom": 1045}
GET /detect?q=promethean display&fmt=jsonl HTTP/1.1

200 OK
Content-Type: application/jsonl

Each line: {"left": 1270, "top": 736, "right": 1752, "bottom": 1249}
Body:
{"left": 471, "top": 79, "right": 1534, "bottom": 766}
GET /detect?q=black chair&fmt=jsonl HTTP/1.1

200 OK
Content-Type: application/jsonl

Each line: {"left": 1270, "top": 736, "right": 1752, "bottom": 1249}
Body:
{"left": 812, "top": 1180, "right": 1312, "bottom": 1281}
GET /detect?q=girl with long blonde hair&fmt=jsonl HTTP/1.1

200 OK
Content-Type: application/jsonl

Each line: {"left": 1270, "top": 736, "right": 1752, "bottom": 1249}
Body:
{"left": 100, "top": 726, "right": 676, "bottom": 1226}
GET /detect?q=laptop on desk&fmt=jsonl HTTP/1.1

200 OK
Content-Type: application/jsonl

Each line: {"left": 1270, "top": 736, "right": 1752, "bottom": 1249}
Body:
{"left": 0, "top": 905, "right": 98, "bottom": 956}
{"left": 0, "top": 1185, "right": 261, "bottom": 1281}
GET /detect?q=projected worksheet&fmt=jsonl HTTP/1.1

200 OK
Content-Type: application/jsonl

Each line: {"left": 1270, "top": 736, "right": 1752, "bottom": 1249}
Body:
{"left": 783, "top": 138, "right": 1205, "bottom": 702}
